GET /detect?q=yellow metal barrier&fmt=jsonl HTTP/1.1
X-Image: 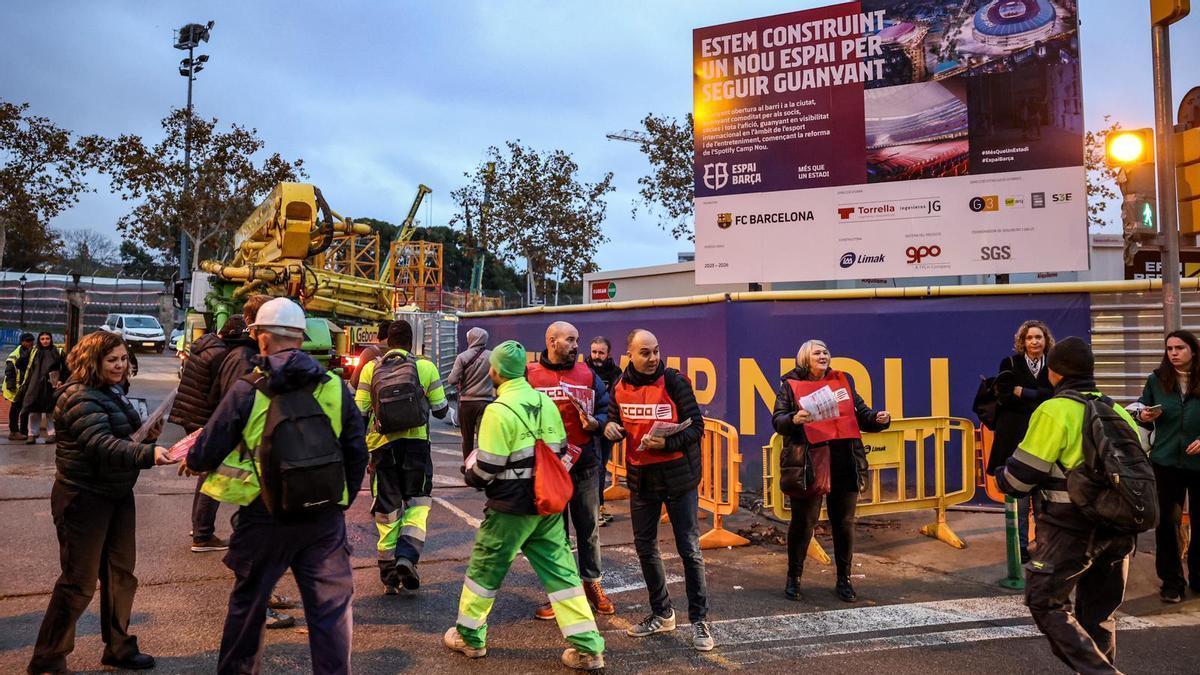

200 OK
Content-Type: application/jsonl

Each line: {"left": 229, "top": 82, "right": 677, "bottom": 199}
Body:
{"left": 762, "top": 417, "right": 978, "bottom": 562}
{"left": 604, "top": 417, "right": 749, "bottom": 550}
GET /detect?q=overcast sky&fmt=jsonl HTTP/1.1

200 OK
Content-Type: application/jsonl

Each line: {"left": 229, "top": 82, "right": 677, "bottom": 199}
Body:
{"left": 3, "top": 0, "right": 1198, "bottom": 275}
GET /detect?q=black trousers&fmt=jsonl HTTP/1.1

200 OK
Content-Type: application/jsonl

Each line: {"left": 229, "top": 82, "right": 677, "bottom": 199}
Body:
{"left": 457, "top": 400, "right": 490, "bottom": 460}
{"left": 29, "top": 482, "right": 140, "bottom": 672}
{"left": 8, "top": 389, "right": 27, "bottom": 434}
{"left": 1152, "top": 462, "right": 1200, "bottom": 593}
{"left": 787, "top": 490, "right": 858, "bottom": 579}
{"left": 1025, "top": 521, "right": 1135, "bottom": 675}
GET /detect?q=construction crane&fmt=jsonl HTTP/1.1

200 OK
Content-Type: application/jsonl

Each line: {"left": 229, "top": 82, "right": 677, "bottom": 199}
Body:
{"left": 606, "top": 129, "right": 651, "bottom": 144}
{"left": 199, "top": 182, "right": 396, "bottom": 322}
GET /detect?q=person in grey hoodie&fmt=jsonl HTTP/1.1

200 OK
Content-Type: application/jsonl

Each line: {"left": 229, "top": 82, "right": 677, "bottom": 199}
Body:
{"left": 447, "top": 327, "right": 494, "bottom": 460}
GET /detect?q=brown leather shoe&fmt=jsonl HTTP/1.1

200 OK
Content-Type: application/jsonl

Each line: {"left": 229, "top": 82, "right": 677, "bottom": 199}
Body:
{"left": 534, "top": 601, "right": 556, "bottom": 620}
{"left": 584, "top": 580, "right": 615, "bottom": 615}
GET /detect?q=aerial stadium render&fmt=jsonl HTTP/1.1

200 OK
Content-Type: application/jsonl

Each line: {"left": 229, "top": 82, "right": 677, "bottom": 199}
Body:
{"left": 972, "top": 0, "right": 1058, "bottom": 49}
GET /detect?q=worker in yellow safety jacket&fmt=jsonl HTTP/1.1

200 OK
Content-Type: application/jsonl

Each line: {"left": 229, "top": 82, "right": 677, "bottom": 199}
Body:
{"left": 4, "top": 333, "right": 36, "bottom": 440}
{"left": 187, "top": 298, "right": 368, "bottom": 675}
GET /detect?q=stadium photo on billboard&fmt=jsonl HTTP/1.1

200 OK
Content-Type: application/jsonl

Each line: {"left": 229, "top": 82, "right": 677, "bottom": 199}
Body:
{"left": 691, "top": 0, "right": 1086, "bottom": 284}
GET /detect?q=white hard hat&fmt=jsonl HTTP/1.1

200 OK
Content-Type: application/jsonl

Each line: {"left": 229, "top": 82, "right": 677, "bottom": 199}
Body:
{"left": 249, "top": 298, "right": 307, "bottom": 338}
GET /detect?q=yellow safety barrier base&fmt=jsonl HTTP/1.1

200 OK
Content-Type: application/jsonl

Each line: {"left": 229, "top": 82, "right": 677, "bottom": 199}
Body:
{"left": 605, "top": 417, "right": 749, "bottom": 550}
{"left": 762, "top": 417, "right": 977, "bottom": 563}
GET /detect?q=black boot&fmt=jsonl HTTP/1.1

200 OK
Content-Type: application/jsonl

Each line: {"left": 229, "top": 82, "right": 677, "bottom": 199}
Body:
{"left": 784, "top": 576, "right": 802, "bottom": 601}
{"left": 835, "top": 577, "right": 857, "bottom": 603}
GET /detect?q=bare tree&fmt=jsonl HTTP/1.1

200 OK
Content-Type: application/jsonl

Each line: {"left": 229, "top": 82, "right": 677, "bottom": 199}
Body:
{"left": 58, "top": 228, "right": 119, "bottom": 275}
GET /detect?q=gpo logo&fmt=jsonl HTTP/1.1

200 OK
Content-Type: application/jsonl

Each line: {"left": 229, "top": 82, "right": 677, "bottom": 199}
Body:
{"left": 906, "top": 244, "right": 942, "bottom": 264}
{"left": 703, "top": 163, "right": 729, "bottom": 190}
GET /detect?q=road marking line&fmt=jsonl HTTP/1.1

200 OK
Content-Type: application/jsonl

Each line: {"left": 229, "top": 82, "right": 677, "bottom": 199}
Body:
{"left": 605, "top": 575, "right": 684, "bottom": 595}
{"left": 431, "top": 448, "right": 462, "bottom": 458}
{"left": 433, "top": 496, "right": 481, "bottom": 528}
{"left": 432, "top": 474, "right": 463, "bottom": 486}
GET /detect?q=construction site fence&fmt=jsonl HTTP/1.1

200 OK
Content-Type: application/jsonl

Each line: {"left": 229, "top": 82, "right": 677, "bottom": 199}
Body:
{"left": 0, "top": 272, "right": 170, "bottom": 350}
{"left": 604, "top": 417, "right": 749, "bottom": 549}
{"left": 761, "top": 417, "right": 977, "bottom": 565}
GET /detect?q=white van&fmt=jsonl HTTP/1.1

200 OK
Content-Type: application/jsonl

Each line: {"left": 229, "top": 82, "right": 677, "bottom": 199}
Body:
{"left": 102, "top": 313, "right": 167, "bottom": 353}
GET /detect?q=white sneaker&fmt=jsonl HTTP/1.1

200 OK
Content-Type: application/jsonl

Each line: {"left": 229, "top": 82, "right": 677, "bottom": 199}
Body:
{"left": 692, "top": 621, "right": 715, "bottom": 651}
{"left": 443, "top": 627, "right": 486, "bottom": 658}
{"left": 626, "top": 610, "right": 675, "bottom": 637}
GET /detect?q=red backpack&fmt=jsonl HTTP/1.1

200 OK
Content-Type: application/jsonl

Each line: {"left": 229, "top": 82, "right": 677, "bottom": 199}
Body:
{"left": 495, "top": 401, "right": 574, "bottom": 515}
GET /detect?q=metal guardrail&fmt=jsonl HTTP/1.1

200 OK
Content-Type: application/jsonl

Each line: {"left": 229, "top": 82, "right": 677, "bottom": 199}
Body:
{"left": 762, "top": 417, "right": 978, "bottom": 562}
{"left": 604, "top": 416, "right": 749, "bottom": 550}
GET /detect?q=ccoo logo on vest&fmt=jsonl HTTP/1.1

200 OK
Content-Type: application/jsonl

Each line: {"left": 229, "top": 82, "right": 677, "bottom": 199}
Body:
{"left": 620, "top": 403, "right": 674, "bottom": 420}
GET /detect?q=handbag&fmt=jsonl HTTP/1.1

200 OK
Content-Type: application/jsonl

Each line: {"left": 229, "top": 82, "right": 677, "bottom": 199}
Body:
{"left": 973, "top": 375, "right": 1000, "bottom": 430}
{"left": 780, "top": 441, "right": 831, "bottom": 499}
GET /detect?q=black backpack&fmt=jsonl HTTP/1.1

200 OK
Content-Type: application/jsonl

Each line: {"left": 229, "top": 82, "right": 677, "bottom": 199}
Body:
{"left": 1056, "top": 391, "right": 1158, "bottom": 534}
{"left": 246, "top": 374, "right": 347, "bottom": 519}
{"left": 370, "top": 352, "right": 429, "bottom": 434}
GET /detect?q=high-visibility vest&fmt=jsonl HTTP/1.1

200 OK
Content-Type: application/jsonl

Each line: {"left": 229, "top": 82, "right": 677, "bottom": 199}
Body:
{"left": 201, "top": 371, "right": 347, "bottom": 506}
{"left": 527, "top": 360, "right": 597, "bottom": 446}
{"left": 786, "top": 370, "right": 862, "bottom": 445}
{"left": 2, "top": 345, "right": 31, "bottom": 402}
{"left": 613, "top": 371, "right": 683, "bottom": 467}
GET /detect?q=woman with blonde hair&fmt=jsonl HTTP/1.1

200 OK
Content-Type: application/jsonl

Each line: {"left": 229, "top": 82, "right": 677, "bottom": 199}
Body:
{"left": 772, "top": 339, "right": 890, "bottom": 602}
{"left": 987, "top": 319, "right": 1055, "bottom": 563}
{"left": 28, "top": 331, "right": 175, "bottom": 674}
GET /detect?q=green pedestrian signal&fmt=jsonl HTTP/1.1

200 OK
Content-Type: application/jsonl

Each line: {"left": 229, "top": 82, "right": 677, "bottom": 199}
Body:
{"left": 1142, "top": 201, "right": 1155, "bottom": 229}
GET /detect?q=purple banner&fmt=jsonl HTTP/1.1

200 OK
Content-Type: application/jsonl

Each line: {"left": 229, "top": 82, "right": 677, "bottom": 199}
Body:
{"left": 461, "top": 292, "right": 1091, "bottom": 505}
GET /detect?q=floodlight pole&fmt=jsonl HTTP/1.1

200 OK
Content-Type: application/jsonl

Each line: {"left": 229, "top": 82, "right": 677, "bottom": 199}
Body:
{"left": 1153, "top": 22, "right": 1182, "bottom": 333}
{"left": 180, "top": 42, "right": 195, "bottom": 311}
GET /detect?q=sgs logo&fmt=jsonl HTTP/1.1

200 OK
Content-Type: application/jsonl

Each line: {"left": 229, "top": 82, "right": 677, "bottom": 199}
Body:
{"left": 906, "top": 244, "right": 941, "bottom": 264}
{"left": 980, "top": 245, "right": 1012, "bottom": 261}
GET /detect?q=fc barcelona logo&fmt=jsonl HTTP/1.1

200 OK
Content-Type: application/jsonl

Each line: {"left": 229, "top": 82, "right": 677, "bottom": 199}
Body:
{"left": 717, "top": 213, "right": 732, "bottom": 229}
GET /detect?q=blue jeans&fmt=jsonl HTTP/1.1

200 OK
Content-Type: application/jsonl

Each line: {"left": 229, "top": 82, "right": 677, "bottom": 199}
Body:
{"left": 563, "top": 461, "right": 602, "bottom": 581}
{"left": 630, "top": 487, "right": 708, "bottom": 623}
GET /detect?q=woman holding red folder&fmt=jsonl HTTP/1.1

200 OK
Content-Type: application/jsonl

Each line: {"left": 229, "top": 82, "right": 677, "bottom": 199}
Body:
{"left": 772, "top": 339, "right": 891, "bottom": 603}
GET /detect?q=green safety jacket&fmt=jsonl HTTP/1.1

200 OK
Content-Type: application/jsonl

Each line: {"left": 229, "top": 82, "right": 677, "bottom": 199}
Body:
{"left": 201, "top": 370, "right": 347, "bottom": 506}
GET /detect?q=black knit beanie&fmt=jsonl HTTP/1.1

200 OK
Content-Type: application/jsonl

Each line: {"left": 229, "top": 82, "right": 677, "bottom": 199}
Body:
{"left": 1047, "top": 336, "right": 1093, "bottom": 379}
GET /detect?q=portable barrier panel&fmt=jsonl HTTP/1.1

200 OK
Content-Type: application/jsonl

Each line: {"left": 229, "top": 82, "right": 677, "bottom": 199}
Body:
{"left": 605, "top": 417, "right": 748, "bottom": 549}
{"left": 762, "top": 417, "right": 977, "bottom": 562}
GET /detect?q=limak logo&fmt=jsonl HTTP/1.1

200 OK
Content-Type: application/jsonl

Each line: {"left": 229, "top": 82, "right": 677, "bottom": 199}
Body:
{"left": 840, "top": 252, "right": 885, "bottom": 268}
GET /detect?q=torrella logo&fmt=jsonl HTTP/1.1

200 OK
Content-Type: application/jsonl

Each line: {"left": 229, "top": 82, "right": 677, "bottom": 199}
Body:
{"left": 838, "top": 207, "right": 855, "bottom": 220}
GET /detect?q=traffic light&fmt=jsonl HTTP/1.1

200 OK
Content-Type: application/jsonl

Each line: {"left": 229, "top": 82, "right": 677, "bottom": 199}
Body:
{"left": 1107, "top": 129, "right": 1158, "bottom": 260}
{"left": 1151, "top": 0, "right": 1190, "bottom": 26}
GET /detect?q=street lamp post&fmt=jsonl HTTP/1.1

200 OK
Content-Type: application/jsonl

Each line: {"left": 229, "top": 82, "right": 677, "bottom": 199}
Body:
{"left": 173, "top": 21, "right": 214, "bottom": 314}
{"left": 18, "top": 273, "right": 27, "bottom": 330}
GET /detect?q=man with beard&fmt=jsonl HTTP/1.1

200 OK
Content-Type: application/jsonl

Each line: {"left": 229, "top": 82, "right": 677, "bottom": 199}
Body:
{"left": 587, "top": 336, "right": 621, "bottom": 525}
{"left": 526, "top": 321, "right": 614, "bottom": 619}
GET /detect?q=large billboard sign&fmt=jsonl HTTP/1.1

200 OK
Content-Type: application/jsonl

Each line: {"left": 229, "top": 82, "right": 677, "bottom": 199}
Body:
{"left": 693, "top": 1, "right": 1087, "bottom": 284}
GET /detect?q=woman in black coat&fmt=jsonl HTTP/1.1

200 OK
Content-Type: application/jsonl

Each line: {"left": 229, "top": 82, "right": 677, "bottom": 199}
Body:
{"left": 19, "top": 332, "right": 67, "bottom": 444}
{"left": 772, "top": 339, "right": 891, "bottom": 603}
{"left": 987, "top": 320, "right": 1054, "bottom": 563}
{"left": 27, "top": 331, "right": 174, "bottom": 675}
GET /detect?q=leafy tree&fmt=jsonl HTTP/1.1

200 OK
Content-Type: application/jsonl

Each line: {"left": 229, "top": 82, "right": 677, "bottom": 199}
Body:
{"left": 0, "top": 101, "right": 91, "bottom": 268}
{"left": 630, "top": 113, "right": 695, "bottom": 241}
{"left": 89, "top": 108, "right": 305, "bottom": 270}
{"left": 118, "top": 240, "right": 174, "bottom": 279}
{"left": 451, "top": 141, "right": 613, "bottom": 299}
{"left": 1084, "top": 114, "right": 1121, "bottom": 231}
{"left": 58, "top": 228, "right": 119, "bottom": 276}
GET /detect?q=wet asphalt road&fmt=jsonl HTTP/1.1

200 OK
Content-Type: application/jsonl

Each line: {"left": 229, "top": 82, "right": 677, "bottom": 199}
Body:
{"left": 1, "top": 354, "right": 1199, "bottom": 674}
